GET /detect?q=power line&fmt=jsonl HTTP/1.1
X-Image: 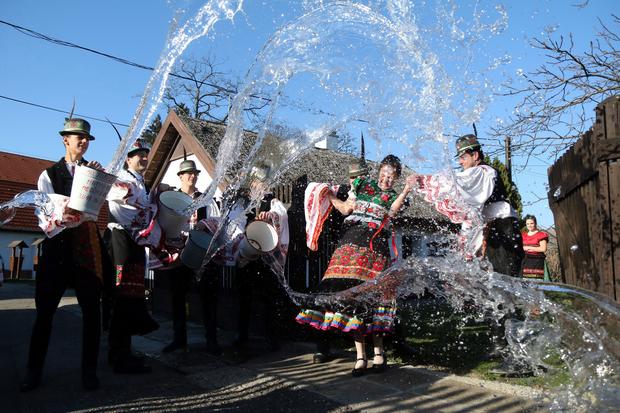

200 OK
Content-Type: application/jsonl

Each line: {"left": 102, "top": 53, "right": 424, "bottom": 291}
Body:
{"left": 0, "top": 19, "right": 267, "bottom": 103}
{"left": 0, "top": 94, "right": 129, "bottom": 127}
{"left": 0, "top": 19, "right": 372, "bottom": 123}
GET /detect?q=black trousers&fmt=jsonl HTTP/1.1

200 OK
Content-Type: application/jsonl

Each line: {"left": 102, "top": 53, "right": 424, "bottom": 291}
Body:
{"left": 165, "top": 266, "right": 193, "bottom": 344}
{"left": 199, "top": 263, "right": 220, "bottom": 343}
{"left": 27, "top": 264, "right": 101, "bottom": 372}
{"left": 486, "top": 217, "right": 525, "bottom": 277}
{"left": 106, "top": 229, "right": 158, "bottom": 360}
{"left": 236, "top": 261, "right": 279, "bottom": 343}
{"left": 161, "top": 261, "right": 220, "bottom": 345}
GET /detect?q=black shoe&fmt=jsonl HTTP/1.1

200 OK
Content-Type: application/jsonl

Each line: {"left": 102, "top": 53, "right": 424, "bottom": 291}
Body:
{"left": 371, "top": 353, "right": 387, "bottom": 373}
{"left": 82, "top": 371, "right": 100, "bottom": 390}
{"left": 20, "top": 368, "right": 41, "bottom": 392}
{"left": 205, "top": 342, "right": 222, "bottom": 356}
{"left": 162, "top": 341, "right": 187, "bottom": 354}
{"left": 351, "top": 358, "right": 367, "bottom": 377}
{"left": 113, "top": 355, "right": 152, "bottom": 374}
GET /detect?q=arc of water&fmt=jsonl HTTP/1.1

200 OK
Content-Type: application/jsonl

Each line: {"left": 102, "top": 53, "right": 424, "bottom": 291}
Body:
{"left": 105, "top": 0, "right": 245, "bottom": 176}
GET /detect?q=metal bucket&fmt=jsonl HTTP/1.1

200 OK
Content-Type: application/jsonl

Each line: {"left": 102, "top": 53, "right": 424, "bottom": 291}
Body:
{"left": 238, "top": 220, "right": 279, "bottom": 262}
{"left": 158, "top": 191, "right": 193, "bottom": 237}
{"left": 181, "top": 230, "right": 213, "bottom": 269}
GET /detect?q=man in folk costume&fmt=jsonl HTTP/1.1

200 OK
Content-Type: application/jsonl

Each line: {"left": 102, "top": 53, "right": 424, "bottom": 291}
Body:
{"left": 413, "top": 134, "right": 524, "bottom": 276}
{"left": 21, "top": 118, "right": 108, "bottom": 392}
{"left": 160, "top": 158, "right": 222, "bottom": 355}
{"left": 105, "top": 138, "right": 159, "bottom": 374}
{"left": 234, "top": 163, "right": 289, "bottom": 351}
{"left": 413, "top": 134, "right": 528, "bottom": 375}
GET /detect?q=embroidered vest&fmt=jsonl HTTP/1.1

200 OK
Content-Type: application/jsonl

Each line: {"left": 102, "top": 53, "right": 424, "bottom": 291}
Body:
{"left": 41, "top": 159, "right": 104, "bottom": 282}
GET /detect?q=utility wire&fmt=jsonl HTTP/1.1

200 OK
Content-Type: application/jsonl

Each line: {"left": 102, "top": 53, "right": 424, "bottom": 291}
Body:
{"left": 0, "top": 19, "right": 372, "bottom": 123}
{"left": 0, "top": 94, "right": 129, "bottom": 127}
{"left": 0, "top": 19, "right": 267, "bottom": 102}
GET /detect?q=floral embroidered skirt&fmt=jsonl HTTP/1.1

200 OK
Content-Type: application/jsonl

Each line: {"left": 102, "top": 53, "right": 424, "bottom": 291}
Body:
{"left": 296, "top": 223, "right": 396, "bottom": 336}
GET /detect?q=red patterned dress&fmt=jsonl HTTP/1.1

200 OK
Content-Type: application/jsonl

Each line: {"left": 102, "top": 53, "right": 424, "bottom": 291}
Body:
{"left": 296, "top": 177, "right": 399, "bottom": 335}
{"left": 521, "top": 230, "right": 548, "bottom": 279}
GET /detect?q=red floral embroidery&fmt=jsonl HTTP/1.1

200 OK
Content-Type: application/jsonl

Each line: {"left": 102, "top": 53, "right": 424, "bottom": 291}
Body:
{"left": 380, "top": 194, "right": 389, "bottom": 202}
{"left": 356, "top": 256, "right": 369, "bottom": 267}
{"left": 340, "top": 255, "right": 350, "bottom": 265}
{"left": 372, "top": 260, "right": 385, "bottom": 271}
{"left": 368, "top": 222, "right": 377, "bottom": 229}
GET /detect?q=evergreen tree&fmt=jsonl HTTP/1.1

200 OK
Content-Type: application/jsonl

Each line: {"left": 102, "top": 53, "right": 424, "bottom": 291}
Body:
{"left": 174, "top": 103, "right": 191, "bottom": 117}
{"left": 484, "top": 155, "right": 523, "bottom": 218}
{"left": 140, "top": 114, "right": 162, "bottom": 145}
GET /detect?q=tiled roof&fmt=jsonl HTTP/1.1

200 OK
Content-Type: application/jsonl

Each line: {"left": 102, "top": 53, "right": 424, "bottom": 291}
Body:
{"left": 0, "top": 151, "right": 109, "bottom": 233}
{"left": 0, "top": 151, "right": 55, "bottom": 184}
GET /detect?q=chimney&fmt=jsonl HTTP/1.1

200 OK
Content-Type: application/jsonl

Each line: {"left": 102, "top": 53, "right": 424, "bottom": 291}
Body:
{"left": 314, "top": 130, "right": 339, "bottom": 150}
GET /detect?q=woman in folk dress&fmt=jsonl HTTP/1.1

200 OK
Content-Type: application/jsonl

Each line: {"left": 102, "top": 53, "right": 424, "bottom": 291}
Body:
{"left": 296, "top": 155, "right": 414, "bottom": 377}
{"left": 521, "top": 215, "right": 548, "bottom": 279}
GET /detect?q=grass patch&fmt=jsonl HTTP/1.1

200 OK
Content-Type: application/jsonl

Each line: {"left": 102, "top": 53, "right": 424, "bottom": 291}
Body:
{"left": 390, "top": 296, "right": 572, "bottom": 389}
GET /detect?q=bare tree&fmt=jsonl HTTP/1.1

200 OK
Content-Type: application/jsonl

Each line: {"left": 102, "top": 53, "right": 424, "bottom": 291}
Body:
{"left": 490, "top": 15, "right": 620, "bottom": 166}
{"left": 164, "top": 55, "right": 269, "bottom": 125}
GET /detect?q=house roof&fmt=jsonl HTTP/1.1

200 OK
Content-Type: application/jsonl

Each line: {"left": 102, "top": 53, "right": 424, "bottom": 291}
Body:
{"left": 0, "top": 151, "right": 109, "bottom": 233}
{"left": 147, "top": 112, "right": 449, "bottom": 223}
{"left": 0, "top": 151, "right": 55, "bottom": 184}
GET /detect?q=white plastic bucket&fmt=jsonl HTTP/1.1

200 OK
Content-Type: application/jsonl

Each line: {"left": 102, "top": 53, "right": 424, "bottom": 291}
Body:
{"left": 158, "top": 191, "right": 193, "bottom": 237}
{"left": 239, "top": 220, "right": 279, "bottom": 262}
{"left": 181, "top": 230, "right": 213, "bottom": 269}
{"left": 68, "top": 165, "right": 117, "bottom": 216}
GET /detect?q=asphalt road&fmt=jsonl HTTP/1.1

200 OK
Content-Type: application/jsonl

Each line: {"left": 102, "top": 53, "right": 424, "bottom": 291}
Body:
{"left": 0, "top": 281, "right": 543, "bottom": 413}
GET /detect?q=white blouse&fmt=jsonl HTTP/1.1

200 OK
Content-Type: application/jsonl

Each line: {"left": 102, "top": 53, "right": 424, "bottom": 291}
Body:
{"left": 37, "top": 161, "right": 80, "bottom": 194}
{"left": 107, "top": 168, "right": 155, "bottom": 231}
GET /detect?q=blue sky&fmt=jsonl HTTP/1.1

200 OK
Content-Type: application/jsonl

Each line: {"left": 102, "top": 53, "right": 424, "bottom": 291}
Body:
{"left": 1, "top": 0, "right": 616, "bottom": 228}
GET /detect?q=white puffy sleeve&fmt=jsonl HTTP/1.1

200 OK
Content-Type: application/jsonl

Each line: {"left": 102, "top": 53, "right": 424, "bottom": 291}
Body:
{"left": 454, "top": 166, "right": 496, "bottom": 209}
{"left": 37, "top": 170, "right": 55, "bottom": 194}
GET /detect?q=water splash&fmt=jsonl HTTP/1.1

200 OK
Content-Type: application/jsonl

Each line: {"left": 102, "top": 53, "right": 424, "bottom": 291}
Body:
{"left": 106, "top": 0, "right": 245, "bottom": 175}
{"left": 178, "top": 1, "right": 619, "bottom": 410}
{"left": 0, "top": 190, "right": 53, "bottom": 227}
{"left": 3, "top": 0, "right": 618, "bottom": 410}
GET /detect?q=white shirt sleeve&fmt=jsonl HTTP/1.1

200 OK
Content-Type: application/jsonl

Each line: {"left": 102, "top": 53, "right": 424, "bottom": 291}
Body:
{"left": 455, "top": 165, "right": 496, "bottom": 209}
{"left": 37, "top": 170, "right": 55, "bottom": 194}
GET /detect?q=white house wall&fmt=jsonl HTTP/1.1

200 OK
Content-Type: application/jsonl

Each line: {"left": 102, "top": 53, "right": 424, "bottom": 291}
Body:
{"left": 159, "top": 154, "right": 222, "bottom": 201}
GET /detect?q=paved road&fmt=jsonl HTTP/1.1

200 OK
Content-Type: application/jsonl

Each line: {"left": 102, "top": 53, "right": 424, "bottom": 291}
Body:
{"left": 0, "top": 282, "right": 543, "bottom": 412}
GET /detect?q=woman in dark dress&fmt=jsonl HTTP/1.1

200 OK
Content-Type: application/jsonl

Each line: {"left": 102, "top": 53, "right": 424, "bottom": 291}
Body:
{"left": 296, "top": 155, "right": 413, "bottom": 376}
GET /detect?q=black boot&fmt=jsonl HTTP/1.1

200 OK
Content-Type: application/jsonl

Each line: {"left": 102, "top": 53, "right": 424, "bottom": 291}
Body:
{"left": 113, "top": 354, "right": 152, "bottom": 374}
{"left": 20, "top": 368, "right": 42, "bottom": 392}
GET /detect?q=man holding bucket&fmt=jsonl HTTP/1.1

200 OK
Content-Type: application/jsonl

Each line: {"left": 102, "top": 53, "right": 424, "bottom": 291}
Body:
{"left": 21, "top": 118, "right": 109, "bottom": 392}
{"left": 105, "top": 138, "right": 159, "bottom": 374}
{"left": 160, "top": 159, "right": 222, "bottom": 356}
{"left": 234, "top": 163, "right": 289, "bottom": 352}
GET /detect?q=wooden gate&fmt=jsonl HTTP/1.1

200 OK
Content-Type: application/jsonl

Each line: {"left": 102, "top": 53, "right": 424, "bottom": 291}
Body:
{"left": 548, "top": 95, "right": 620, "bottom": 302}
